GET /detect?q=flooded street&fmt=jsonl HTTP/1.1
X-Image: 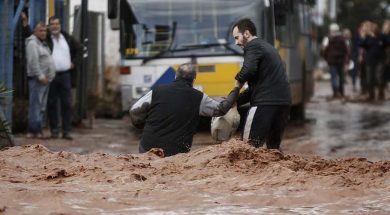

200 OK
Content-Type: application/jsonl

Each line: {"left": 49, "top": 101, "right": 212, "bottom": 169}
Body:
{"left": 2, "top": 0, "right": 390, "bottom": 213}
{"left": 284, "top": 81, "right": 390, "bottom": 161}
{"left": 1, "top": 80, "right": 389, "bottom": 214}
{"left": 13, "top": 80, "right": 390, "bottom": 161}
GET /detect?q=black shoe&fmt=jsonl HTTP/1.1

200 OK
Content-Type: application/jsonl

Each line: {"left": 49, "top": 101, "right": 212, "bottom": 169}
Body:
{"left": 62, "top": 134, "right": 73, "bottom": 140}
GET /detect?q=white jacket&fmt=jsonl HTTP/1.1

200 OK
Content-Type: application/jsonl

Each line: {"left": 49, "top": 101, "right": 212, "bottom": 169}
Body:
{"left": 25, "top": 35, "right": 56, "bottom": 81}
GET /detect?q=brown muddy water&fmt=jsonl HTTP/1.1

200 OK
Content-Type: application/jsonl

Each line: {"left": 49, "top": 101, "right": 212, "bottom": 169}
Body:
{"left": 1, "top": 81, "right": 389, "bottom": 214}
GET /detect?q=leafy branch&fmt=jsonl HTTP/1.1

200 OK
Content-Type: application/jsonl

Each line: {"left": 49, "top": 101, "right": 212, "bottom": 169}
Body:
{"left": 0, "top": 82, "right": 14, "bottom": 149}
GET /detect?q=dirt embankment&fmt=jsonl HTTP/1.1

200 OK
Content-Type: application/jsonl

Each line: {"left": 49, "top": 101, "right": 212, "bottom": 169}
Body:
{"left": 0, "top": 140, "right": 389, "bottom": 214}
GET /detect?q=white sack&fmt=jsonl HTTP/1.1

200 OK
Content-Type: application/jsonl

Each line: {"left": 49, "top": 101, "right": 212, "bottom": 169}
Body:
{"left": 211, "top": 106, "right": 240, "bottom": 141}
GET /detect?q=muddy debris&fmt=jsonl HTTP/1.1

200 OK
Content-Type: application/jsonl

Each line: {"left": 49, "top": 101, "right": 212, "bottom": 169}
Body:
{"left": 0, "top": 140, "right": 389, "bottom": 214}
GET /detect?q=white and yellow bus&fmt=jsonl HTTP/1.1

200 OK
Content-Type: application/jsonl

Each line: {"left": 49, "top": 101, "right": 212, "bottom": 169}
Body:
{"left": 109, "top": 0, "right": 316, "bottom": 120}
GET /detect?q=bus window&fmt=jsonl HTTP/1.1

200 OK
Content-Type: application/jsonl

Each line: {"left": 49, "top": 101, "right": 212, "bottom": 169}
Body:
{"left": 275, "top": 2, "right": 299, "bottom": 47}
{"left": 119, "top": 0, "right": 268, "bottom": 59}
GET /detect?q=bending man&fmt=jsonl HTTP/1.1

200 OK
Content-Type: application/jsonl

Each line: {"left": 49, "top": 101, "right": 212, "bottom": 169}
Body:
{"left": 130, "top": 63, "right": 240, "bottom": 156}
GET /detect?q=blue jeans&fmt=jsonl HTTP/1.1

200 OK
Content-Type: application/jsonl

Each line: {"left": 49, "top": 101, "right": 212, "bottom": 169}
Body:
{"left": 28, "top": 78, "right": 49, "bottom": 134}
{"left": 47, "top": 71, "right": 72, "bottom": 135}
{"left": 329, "top": 64, "right": 344, "bottom": 97}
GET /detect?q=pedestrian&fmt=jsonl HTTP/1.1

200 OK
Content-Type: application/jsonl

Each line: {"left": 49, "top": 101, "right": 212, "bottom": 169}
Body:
{"left": 232, "top": 18, "right": 291, "bottom": 150}
{"left": 46, "top": 16, "right": 81, "bottom": 140}
{"left": 350, "top": 23, "right": 365, "bottom": 94}
{"left": 382, "top": 20, "right": 390, "bottom": 91}
{"left": 26, "top": 21, "right": 56, "bottom": 138}
{"left": 129, "top": 63, "right": 240, "bottom": 157}
{"left": 358, "top": 21, "right": 371, "bottom": 96}
{"left": 324, "top": 23, "right": 349, "bottom": 99}
{"left": 360, "top": 22, "right": 386, "bottom": 101}
{"left": 343, "top": 28, "right": 356, "bottom": 91}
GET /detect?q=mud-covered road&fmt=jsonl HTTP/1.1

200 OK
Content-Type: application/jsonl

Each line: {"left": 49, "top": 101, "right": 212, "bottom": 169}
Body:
{"left": 12, "top": 81, "right": 390, "bottom": 161}
{"left": 1, "top": 81, "right": 389, "bottom": 214}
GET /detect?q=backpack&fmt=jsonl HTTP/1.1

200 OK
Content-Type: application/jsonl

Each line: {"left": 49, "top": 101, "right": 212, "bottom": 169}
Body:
{"left": 325, "top": 35, "right": 347, "bottom": 65}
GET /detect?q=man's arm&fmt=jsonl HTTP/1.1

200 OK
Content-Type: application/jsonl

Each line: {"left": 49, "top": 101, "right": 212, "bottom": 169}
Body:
{"left": 63, "top": 32, "right": 82, "bottom": 68}
{"left": 237, "top": 88, "right": 251, "bottom": 106}
{"left": 22, "top": 25, "right": 32, "bottom": 38}
{"left": 199, "top": 87, "right": 240, "bottom": 117}
{"left": 69, "top": 35, "right": 82, "bottom": 68}
{"left": 129, "top": 91, "right": 152, "bottom": 129}
{"left": 21, "top": 12, "right": 32, "bottom": 38}
{"left": 235, "top": 43, "right": 262, "bottom": 84}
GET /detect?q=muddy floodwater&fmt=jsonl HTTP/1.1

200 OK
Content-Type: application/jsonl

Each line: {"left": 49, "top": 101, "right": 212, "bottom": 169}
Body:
{"left": 1, "top": 81, "right": 390, "bottom": 214}
{"left": 283, "top": 81, "right": 390, "bottom": 161}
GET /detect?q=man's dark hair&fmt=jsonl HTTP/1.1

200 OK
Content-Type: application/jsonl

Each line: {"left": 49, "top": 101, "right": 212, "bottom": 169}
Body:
{"left": 176, "top": 63, "right": 196, "bottom": 81}
{"left": 34, "top": 21, "right": 46, "bottom": 29}
{"left": 233, "top": 18, "right": 257, "bottom": 36}
{"left": 48, "top": 15, "right": 61, "bottom": 24}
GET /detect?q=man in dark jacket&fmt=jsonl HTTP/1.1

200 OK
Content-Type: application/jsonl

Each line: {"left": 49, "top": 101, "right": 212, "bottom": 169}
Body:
{"left": 46, "top": 16, "right": 81, "bottom": 140}
{"left": 324, "top": 24, "right": 349, "bottom": 99}
{"left": 129, "top": 63, "right": 240, "bottom": 156}
{"left": 232, "top": 18, "right": 291, "bottom": 150}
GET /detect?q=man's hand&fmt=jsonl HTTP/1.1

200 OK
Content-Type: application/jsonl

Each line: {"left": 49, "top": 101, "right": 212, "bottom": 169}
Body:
{"left": 39, "top": 77, "right": 49, "bottom": 85}
{"left": 21, "top": 11, "right": 28, "bottom": 27}
{"left": 235, "top": 80, "right": 244, "bottom": 89}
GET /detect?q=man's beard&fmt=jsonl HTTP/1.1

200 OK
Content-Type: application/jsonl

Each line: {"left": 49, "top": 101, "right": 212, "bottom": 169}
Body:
{"left": 242, "top": 37, "right": 248, "bottom": 47}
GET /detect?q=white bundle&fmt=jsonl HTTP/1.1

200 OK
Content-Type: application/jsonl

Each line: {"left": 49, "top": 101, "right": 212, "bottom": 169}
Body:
{"left": 211, "top": 106, "right": 240, "bottom": 142}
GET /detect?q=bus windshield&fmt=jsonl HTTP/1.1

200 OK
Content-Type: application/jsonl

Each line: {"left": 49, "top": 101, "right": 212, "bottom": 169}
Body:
{"left": 122, "top": 0, "right": 265, "bottom": 58}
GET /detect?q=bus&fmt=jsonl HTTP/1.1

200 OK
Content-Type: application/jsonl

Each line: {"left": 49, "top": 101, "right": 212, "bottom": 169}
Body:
{"left": 108, "top": 0, "right": 316, "bottom": 120}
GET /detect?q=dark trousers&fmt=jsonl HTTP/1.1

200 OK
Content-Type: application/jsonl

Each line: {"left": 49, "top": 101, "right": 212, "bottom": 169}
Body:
{"left": 350, "top": 58, "right": 359, "bottom": 89}
{"left": 366, "top": 62, "right": 385, "bottom": 100}
{"left": 360, "top": 62, "right": 368, "bottom": 94}
{"left": 243, "top": 105, "right": 290, "bottom": 149}
{"left": 329, "top": 64, "right": 345, "bottom": 97}
{"left": 47, "top": 71, "right": 72, "bottom": 135}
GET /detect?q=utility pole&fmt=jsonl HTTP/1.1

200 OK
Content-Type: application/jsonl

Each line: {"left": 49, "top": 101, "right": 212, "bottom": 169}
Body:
{"left": 76, "top": 0, "right": 88, "bottom": 125}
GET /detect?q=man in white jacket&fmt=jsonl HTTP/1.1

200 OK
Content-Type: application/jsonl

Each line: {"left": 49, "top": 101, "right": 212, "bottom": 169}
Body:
{"left": 25, "top": 21, "right": 56, "bottom": 138}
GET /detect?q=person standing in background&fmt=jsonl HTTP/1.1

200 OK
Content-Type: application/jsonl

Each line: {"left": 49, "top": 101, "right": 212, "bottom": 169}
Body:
{"left": 25, "top": 21, "right": 56, "bottom": 138}
{"left": 324, "top": 23, "right": 349, "bottom": 99}
{"left": 343, "top": 28, "right": 356, "bottom": 92}
{"left": 360, "top": 22, "right": 386, "bottom": 101}
{"left": 357, "top": 21, "right": 372, "bottom": 96}
{"left": 382, "top": 20, "right": 390, "bottom": 92}
{"left": 350, "top": 24, "right": 365, "bottom": 94}
{"left": 46, "top": 16, "right": 81, "bottom": 140}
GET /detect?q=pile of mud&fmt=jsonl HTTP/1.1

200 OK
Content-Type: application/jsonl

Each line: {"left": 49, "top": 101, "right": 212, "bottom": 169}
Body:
{"left": 1, "top": 139, "right": 389, "bottom": 214}
{"left": 1, "top": 140, "right": 388, "bottom": 187}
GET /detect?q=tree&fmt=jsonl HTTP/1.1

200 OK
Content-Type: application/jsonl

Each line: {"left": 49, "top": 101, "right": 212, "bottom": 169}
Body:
{"left": 337, "top": 0, "right": 390, "bottom": 30}
{"left": 0, "top": 82, "right": 14, "bottom": 149}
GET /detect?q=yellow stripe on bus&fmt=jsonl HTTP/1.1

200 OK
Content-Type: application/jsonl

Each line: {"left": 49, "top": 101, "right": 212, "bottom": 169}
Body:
{"left": 173, "top": 63, "right": 240, "bottom": 97}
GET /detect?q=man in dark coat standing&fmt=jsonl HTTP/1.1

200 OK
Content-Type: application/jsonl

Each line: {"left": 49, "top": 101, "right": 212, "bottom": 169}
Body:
{"left": 324, "top": 23, "right": 349, "bottom": 99}
{"left": 46, "top": 16, "right": 81, "bottom": 140}
{"left": 232, "top": 18, "right": 291, "bottom": 150}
